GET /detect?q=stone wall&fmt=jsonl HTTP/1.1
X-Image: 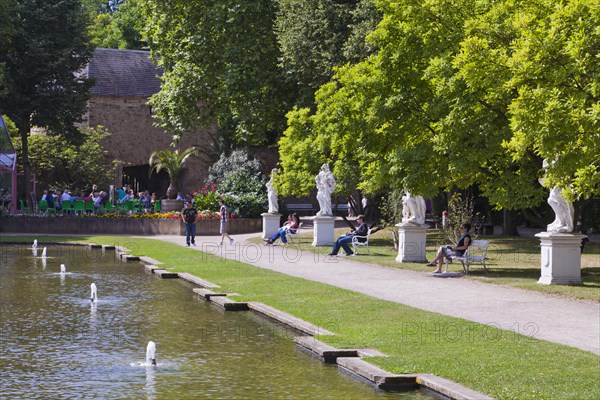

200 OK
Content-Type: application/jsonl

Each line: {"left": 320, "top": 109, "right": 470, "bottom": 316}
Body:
{"left": 86, "top": 95, "right": 216, "bottom": 195}
{"left": 0, "top": 217, "right": 262, "bottom": 236}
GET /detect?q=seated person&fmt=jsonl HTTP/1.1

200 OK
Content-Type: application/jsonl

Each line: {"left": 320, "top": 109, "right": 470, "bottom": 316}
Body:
{"left": 265, "top": 213, "right": 300, "bottom": 245}
{"left": 426, "top": 223, "right": 472, "bottom": 273}
{"left": 328, "top": 215, "right": 368, "bottom": 256}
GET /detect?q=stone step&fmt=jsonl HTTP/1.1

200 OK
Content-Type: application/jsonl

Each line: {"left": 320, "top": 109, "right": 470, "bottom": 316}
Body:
{"left": 249, "top": 302, "right": 334, "bottom": 336}
{"left": 336, "top": 357, "right": 417, "bottom": 390}
{"left": 154, "top": 269, "right": 178, "bottom": 279}
{"left": 209, "top": 295, "right": 249, "bottom": 311}
{"left": 178, "top": 273, "right": 220, "bottom": 288}
{"left": 294, "top": 336, "right": 358, "bottom": 363}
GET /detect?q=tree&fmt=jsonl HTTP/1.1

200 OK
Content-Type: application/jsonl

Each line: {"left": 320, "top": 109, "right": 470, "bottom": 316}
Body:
{"left": 275, "top": 0, "right": 381, "bottom": 108}
{"left": 277, "top": 0, "right": 599, "bottom": 223}
{"left": 0, "top": 0, "right": 94, "bottom": 205}
{"left": 14, "top": 126, "right": 114, "bottom": 194}
{"left": 148, "top": 147, "right": 198, "bottom": 199}
{"left": 142, "top": 0, "right": 295, "bottom": 145}
{"left": 506, "top": 0, "right": 600, "bottom": 201}
{"left": 87, "top": 0, "right": 146, "bottom": 50}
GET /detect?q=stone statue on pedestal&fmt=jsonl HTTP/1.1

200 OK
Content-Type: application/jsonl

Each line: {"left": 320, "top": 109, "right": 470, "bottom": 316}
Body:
{"left": 315, "top": 164, "right": 336, "bottom": 216}
{"left": 400, "top": 192, "right": 426, "bottom": 226}
{"left": 546, "top": 187, "right": 574, "bottom": 233}
{"left": 540, "top": 160, "right": 574, "bottom": 233}
{"left": 266, "top": 168, "right": 279, "bottom": 214}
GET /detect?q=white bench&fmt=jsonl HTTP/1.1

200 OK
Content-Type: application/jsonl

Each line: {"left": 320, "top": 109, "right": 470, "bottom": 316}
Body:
{"left": 287, "top": 222, "right": 304, "bottom": 244}
{"left": 286, "top": 204, "right": 315, "bottom": 215}
{"left": 444, "top": 239, "right": 489, "bottom": 274}
{"left": 351, "top": 228, "right": 372, "bottom": 255}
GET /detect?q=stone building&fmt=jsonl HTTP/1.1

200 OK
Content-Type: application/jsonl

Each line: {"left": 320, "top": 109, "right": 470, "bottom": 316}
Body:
{"left": 82, "top": 48, "right": 215, "bottom": 197}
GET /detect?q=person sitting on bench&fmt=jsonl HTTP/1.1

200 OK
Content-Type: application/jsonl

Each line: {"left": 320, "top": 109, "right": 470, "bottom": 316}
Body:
{"left": 265, "top": 213, "right": 300, "bottom": 245}
{"left": 327, "top": 215, "right": 368, "bottom": 256}
{"left": 426, "top": 223, "right": 472, "bottom": 273}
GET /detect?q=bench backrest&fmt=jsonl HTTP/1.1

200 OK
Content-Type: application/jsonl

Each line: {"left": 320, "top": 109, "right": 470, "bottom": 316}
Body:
{"left": 467, "top": 240, "right": 489, "bottom": 257}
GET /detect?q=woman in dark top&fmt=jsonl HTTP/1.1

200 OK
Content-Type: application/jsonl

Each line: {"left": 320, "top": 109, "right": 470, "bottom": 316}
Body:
{"left": 426, "top": 223, "right": 472, "bottom": 273}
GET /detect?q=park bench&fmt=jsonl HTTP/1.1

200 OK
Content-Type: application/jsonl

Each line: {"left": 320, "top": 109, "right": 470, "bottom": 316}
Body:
{"left": 351, "top": 228, "right": 372, "bottom": 255}
{"left": 286, "top": 203, "right": 315, "bottom": 215}
{"left": 444, "top": 239, "right": 490, "bottom": 274}
{"left": 287, "top": 222, "right": 305, "bottom": 244}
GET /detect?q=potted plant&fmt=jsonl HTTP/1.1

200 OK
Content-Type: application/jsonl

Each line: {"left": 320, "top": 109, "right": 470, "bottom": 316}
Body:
{"left": 149, "top": 147, "right": 198, "bottom": 212}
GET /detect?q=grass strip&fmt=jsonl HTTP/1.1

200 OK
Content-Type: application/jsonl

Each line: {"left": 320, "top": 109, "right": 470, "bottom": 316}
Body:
{"left": 2, "top": 235, "right": 599, "bottom": 399}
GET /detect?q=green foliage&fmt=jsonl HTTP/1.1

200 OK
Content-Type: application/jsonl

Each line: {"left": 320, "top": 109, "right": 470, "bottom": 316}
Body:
{"left": 192, "top": 184, "right": 220, "bottom": 212}
{"left": 87, "top": 0, "right": 145, "bottom": 50}
{"left": 143, "top": 0, "right": 294, "bottom": 145}
{"left": 205, "top": 150, "right": 267, "bottom": 218}
{"left": 275, "top": 0, "right": 381, "bottom": 107}
{"left": 13, "top": 126, "right": 113, "bottom": 194}
{"left": 148, "top": 147, "right": 198, "bottom": 199}
{"left": 442, "top": 192, "right": 481, "bottom": 244}
{"left": 277, "top": 0, "right": 598, "bottom": 212}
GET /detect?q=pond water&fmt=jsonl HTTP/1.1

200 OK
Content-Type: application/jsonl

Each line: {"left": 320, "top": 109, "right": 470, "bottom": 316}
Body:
{"left": 0, "top": 244, "right": 438, "bottom": 399}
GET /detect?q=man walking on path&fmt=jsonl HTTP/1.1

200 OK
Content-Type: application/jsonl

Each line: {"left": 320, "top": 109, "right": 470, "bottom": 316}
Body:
{"left": 182, "top": 201, "right": 198, "bottom": 247}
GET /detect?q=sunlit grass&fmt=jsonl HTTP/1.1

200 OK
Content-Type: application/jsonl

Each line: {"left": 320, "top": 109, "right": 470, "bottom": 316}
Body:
{"left": 1, "top": 234, "right": 599, "bottom": 399}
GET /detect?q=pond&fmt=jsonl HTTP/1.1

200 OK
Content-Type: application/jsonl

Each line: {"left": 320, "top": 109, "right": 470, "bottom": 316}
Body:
{"left": 0, "top": 244, "right": 439, "bottom": 399}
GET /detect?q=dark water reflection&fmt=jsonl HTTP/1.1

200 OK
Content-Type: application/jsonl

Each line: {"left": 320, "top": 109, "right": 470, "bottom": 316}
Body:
{"left": 0, "top": 245, "right": 436, "bottom": 399}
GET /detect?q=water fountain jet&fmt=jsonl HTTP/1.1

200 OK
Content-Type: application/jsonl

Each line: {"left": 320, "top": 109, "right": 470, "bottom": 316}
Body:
{"left": 90, "top": 283, "right": 98, "bottom": 302}
{"left": 41, "top": 247, "right": 47, "bottom": 259}
{"left": 146, "top": 341, "right": 157, "bottom": 366}
{"left": 32, "top": 239, "right": 38, "bottom": 249}
{"left": 60, "top": 264, "right": 66, "bottom": 274}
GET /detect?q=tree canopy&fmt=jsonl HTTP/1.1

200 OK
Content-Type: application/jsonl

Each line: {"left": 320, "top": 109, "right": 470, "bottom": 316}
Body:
{"left": 277, "top": 0, "right": 599, "bottom": 208}
{"left": 0, "top": 0, "right": 94, "bottom": 203}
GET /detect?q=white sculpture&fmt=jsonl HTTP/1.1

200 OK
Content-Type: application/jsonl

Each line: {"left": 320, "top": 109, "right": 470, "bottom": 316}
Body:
{"left": 540, "top": 159, "right": 574, "bottom": 233}
{"left": 401, "top": 192, "right": 427, "bottom": 226}
{"left": 315, "top": 163, "right": 336, "bottom": 216}
{"left": 266, "top": 168, "right": 279, "bottom": 214}
{"left": 547, "top": 187, "right": 574, "bottom": 233}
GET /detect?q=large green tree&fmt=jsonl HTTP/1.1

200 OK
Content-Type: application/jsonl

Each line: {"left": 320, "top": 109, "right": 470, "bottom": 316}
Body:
{"left": 275, "top": 0, "right": 381, "bottom": 108}
{"left": 277, "top": 0, "right": 599, "bottom": 218}
{"left": 143, "top": 0, "right": 295, "bottom": 145}
{"left": 0, "top": 0, "right": 94, "bottom": 204}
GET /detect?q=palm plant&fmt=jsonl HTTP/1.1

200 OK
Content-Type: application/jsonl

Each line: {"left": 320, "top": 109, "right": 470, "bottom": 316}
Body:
{"left": 149, "top": 147, "right": 198, "bottom": 199}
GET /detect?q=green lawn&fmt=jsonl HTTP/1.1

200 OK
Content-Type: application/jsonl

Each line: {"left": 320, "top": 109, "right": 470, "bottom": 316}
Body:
{"left": 1, "top": 234, "right": 598, "bottom": 399}
{"left": 251, "top": 228, "right": 600, "bottom": 302}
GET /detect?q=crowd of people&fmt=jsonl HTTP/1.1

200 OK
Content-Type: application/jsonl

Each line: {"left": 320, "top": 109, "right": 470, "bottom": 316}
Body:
{"left": 37, "top": 184, "right": 163, "bottom": 213}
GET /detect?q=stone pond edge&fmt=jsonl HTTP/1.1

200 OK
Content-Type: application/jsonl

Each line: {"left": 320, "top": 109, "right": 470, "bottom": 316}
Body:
{"left": 6, "top": 241, "right": 494, "bottom": 399}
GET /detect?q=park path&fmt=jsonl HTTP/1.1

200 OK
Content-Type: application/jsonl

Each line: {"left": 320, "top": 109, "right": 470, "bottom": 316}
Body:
{"left": 149, "top": 233, "right": 599, "bottom": 355}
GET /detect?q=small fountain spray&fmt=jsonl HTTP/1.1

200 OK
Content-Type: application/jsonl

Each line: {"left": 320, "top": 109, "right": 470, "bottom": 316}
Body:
{"left": 32, "top": 239, "right": 38, "bottom": 249}
{"left": 60, "top": 264, "right": 66, "bottom": 274}
{"left": 41, "top": 247, "right": 47, "bottom": 259}
{"left": 90, "top": 283, "right": 98, "bottom": 302}
{"left": 146, "top": 341, "right": 157, "bottom": 366}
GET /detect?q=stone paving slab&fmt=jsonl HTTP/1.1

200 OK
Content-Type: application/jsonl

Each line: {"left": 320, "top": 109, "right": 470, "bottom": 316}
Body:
{"left": 294, "top": 336, "right": 358, "bottom": 363}
{"left": 178, "top": 273, "right": 220, "bottom": 288}
{"left": 208, "top": 295, "right": 249, "bottom": 311}
{"left": 154, "top": 269, "right": 178, "bottom": 279}
{"left": 249, "top": 302, "right": 334, "bottom": 336}
{"left": 416, "top": 374, "right": 495, "bottom": 400}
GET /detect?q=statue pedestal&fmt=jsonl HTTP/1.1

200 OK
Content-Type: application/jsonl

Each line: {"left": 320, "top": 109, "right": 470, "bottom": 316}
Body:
{"left": 261, "top": 213, "right": 281, "bottom": 239}
{"left": 535, "top": 232, "right": 585, "bottom": 285}
{"left": 396, "top": 224, "right": 427, "bottom": 263}
{"left": 312, "top": 215, "right": 335, "bottom": 246}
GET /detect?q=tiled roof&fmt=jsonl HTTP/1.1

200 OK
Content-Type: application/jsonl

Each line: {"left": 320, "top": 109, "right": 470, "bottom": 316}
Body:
{"left": 88, "top": 48, "right": 162, "bottom": 97}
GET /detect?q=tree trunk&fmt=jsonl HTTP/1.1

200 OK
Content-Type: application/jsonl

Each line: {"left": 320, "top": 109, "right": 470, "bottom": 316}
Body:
{"left": 17, "top": 119, "right": 31, "bottom": 207}
{"left": 166, "top": 182, "right": 178, "bottom": 199}
{"left": 503, "top": 209, "right": 519, "bottom": 236}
